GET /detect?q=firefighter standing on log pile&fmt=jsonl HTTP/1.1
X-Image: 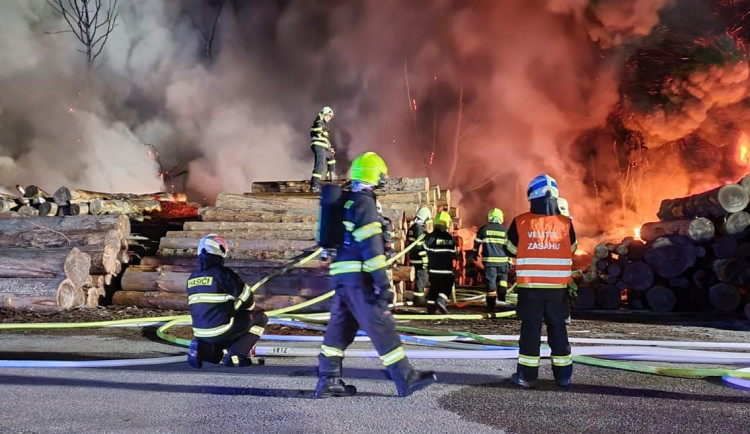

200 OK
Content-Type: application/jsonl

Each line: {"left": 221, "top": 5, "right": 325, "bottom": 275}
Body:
{"left": 310, "top": 106, "right": 336, "bottom": 192}
{"left": 314, "top": 151, "right": 437, "bottom": 398}
{"left": 423, "top": 211, "right": 457, "bottom": 314}
{"left": 406, "top": 206, "right": 431, "bottom": 306}
{"left": 473, "top": 208, "right": 510, "bottom": 312}
{"left": 187, "top": 234, "right": 268, "bottom": 368}
{"left": 506, "top": 174, "right": 577, "bottom": 389}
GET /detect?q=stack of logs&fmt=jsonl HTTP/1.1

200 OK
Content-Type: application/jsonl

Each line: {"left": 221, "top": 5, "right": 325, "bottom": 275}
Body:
{"left": 0, "top": 215, "right": 130, "bottom": 311}
{"left": 1, "top": 185, "right": 199, "bottom": 220}
{"left": 582, "top": 176, "right": 750, "bottom": 317}
{"left": 114, "top": 178, "right": 460, "bottom": 312}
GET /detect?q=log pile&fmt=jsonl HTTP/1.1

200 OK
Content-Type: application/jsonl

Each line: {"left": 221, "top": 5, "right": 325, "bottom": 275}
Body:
{"left": 116, "top": 178, "right": 459, "bottom": 311}
{"left": 0, "top": 215, "right": 131, "bottom": 311}
{"left": 0, "top": 185, "right": 199, "bottom": 219}
{"left": 580, "top": 176, "right": 750, "bottom": 315}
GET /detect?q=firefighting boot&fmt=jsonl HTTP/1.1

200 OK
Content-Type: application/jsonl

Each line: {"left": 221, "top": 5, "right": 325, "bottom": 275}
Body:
{"left": 313, "top": 376, "right": 357, "bottom": 398}
{"left": 485, "top": 295, "right": 497, "bottom": 313}
{"left": 221, "top": 350, "right": 252, "bottom": 367}
{"left": 386, "top": 359, "right": 437, "bottom": 397}
{"left": 187, "top": 339, "right": 202, "bottom": 369}
{"left": 436, "top": 295, "right": 449, "bottom": 314}
{"left": 511, "top": 371, "right": 537, "bottom": 389}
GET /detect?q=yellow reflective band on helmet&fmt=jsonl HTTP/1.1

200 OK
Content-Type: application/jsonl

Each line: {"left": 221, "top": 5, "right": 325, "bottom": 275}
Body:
{"left": 320, "top": 345, "right": 345, "bottom": 358}
{"left": 363, "top": 255, "right": 388, "bottom": 272}
{"left": 552, "top": 354, "right": 573, "bottom": 366}
{"left": 379, "top": 346, "right": 406, "bottom": 366}
{"left": 518, "top": 354, "right": 540, "bottom": 367}
{"left": 188, "top": 293, "right": 235, "bottom": 305}
{"left": 193, "top": 317, "right": 234, "bottom": 338}
{"left": 330, "top": 261, "right": 363, "bottom": 275}
{"left": 249, "top": 325, "right": 265, "bottom": 336}
{"left": 353, "top": 222, "right": 383, "bottom": 242}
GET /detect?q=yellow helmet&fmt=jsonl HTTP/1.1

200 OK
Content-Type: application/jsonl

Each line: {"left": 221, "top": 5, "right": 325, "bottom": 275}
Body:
{"left": 349, "top": 151, "right": 388, "bottom": 186}
{"left": 435, "top": 211, "right": 452, "bottom": 229}
{"left": 488, "top": 208, "right": 504, "bottom": 223}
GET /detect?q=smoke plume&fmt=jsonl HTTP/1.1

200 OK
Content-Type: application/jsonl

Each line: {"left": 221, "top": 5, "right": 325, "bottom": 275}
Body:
{"left": 1, "top": 0, "right": 749, "bottom": 248}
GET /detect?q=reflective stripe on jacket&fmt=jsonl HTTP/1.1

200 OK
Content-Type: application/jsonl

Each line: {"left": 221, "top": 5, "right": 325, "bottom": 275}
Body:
{"left": 510, "top": 212, "right": 573, "bottom": 288}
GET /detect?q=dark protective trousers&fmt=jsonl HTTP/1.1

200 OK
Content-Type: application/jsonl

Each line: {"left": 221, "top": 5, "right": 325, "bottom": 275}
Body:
{"left": 426, "top": 273, "right": 453, "bottom": 312}
{"left": 484, "top": 264, "right": 509, "bottom": 307}
{"left": 319, "top": 279, "right": 404, "bottom": 377}
{"left": 198, "top": 309, "right": 268, "bottom": 360}
{"left": 516, "top": 288, "right": 572, "bottom": 383}
{"left": 411, "top": 264, "right": 428, "bottom": 300}
{"left": 310, "top": 146, "right": 336, "bottom": 188}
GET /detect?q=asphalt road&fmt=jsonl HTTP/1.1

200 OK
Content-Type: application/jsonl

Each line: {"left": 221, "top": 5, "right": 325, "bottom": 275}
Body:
{"left": 1, "top": 332, "right": 749, "bottom": 434}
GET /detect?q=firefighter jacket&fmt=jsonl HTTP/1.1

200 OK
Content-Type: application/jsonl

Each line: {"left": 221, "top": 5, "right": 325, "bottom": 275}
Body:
{"left": 473, "top": 222, "right": 509, "bottom": 266}
{"left": 381, "top": 215, "right": 395, "bottom": 261}
{"left": 423, "top": 229, "right": 457, "bottom": 274}
{"left": 407, "top": 221, "right": 427, "bottom": 265}
{"left": 187, "top": 253, "right": 255, "bottom": 339}
{"left": 329, "top": 189, "right": 391, "bottom": 292}
{"left": 506, "top": 197, "right": 578, "bottom": 289}
{"left": 310, "top": 113, "right": 333, "bottom": 150}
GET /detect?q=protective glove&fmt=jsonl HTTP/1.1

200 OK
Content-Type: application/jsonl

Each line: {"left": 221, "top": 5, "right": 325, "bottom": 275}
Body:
{"left": 567, "top": 281, "right": 579, "bottom": 308}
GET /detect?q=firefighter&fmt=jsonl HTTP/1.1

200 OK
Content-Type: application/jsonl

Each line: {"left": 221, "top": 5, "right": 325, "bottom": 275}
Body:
{"left": 423, "top": 211, "right": 457, "bottom": 314}
{"left": 310, "top": 106, "right": 336, "bottom": 192}
{"left": 187, "top": 234, "right": 268, "bottom": 368}
{"left": 506, "top": 174, "right": 577, "bottom": 389}
{"left": 377, "top": 200, "right": 397, "bottom": 308}
{"left": 406, "top": 206, "right": 431, "bottom": 306}
{"left": 452, "top": 226, "right": 465, "bottom": 286}
{"left": 473, "top": 208, "right": 510, "bottom": 312}
{"left": 314, "top": 151, "right": 436, "bottom": 398}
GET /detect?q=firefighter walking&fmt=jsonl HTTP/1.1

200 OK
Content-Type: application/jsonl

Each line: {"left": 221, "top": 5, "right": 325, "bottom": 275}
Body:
{"left": 506, "top": 174, "right": 577, "bottom": 389}
{"left": 473, "top": 208, "right": 510, "bottom": 312}
{"left": 187, "top": 234, "right": 268, "bottom": 368}
{"left": 310, "top": 106, "right": 336, "bottom": 192}
{"left": 406, "top": 206, "right": 431, "bottom": 306}
{"left": 314, "top": 151, "right": 436, "bottom": 398}
{"left": 423, "top": 211, "right": 457, "bottom": 314}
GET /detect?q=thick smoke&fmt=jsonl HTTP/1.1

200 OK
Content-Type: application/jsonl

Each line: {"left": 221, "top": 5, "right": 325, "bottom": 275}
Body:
{"left": 1, "top": 0, "right": 748, "bottom": 249}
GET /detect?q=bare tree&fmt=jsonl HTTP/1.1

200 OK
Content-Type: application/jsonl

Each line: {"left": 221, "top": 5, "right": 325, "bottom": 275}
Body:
{"left": 46, "top": 0, "right": 119, "bottom": 67}
{"left": 189, "top": 0, "right": 225, "bottom": 60}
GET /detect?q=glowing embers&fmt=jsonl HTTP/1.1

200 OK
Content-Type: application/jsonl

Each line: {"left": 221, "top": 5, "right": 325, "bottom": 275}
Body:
{"left": 737, "top": 132, "right": 750, "bottom": 167}
{"left": 634, "top": 226, "right": 642, "bottom": 241}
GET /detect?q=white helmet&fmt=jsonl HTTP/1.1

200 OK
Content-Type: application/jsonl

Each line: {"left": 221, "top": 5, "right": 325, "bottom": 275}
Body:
{"left": 557, "top": 197, "right": 570, "bottom": 217}
{"left": 376, "top": 200, "right": 383, "bottom": 215}
{"left": 322, "top": 106, "right": 334, "bottom": 116}
{"left": 527, "top": 174, "right": 559, "bottom": 200}
{"left": 416, "top": 206, "right": 432, "bottom": 222}
{"left": 198, "top": 234, "right": 229, "bottom": 257}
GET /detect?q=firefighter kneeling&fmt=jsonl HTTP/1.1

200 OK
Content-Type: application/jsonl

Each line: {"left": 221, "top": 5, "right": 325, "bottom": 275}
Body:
{"left": 187, "top": 234, "right": 268, "bottom": 368}
{"left": 314, "top": 151, "right": 436, "bottom": 398}
{"left": 506, "top": 174, "right": 577, "bottom": 388}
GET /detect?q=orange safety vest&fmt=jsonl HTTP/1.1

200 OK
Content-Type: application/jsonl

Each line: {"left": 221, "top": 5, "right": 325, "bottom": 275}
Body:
{"left": 514, "top": 212, "right": 573, "bottom": 288}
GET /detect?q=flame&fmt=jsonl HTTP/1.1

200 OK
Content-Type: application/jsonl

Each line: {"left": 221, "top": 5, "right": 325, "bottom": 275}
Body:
{"left": 738, "top": 132, "right": 750, "bottom": 166}
{"left": 634, "top": 226, "right": 642, "bottom": 240}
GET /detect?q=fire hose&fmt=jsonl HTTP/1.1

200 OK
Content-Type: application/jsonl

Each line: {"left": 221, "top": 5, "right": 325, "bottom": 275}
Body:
{"left": 1, "top": 235, "right": 750, "bottom": 389}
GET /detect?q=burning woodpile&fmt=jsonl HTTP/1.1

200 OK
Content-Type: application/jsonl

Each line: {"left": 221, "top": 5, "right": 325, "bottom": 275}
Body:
{"left": 0, "top": 185, "right": 202, "bottom": 312}
{"left": 580, "top": 175, "right": 750, "bottom": 316}
{"left": 116, "top": 177, "right": 460, "bottom": 311}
